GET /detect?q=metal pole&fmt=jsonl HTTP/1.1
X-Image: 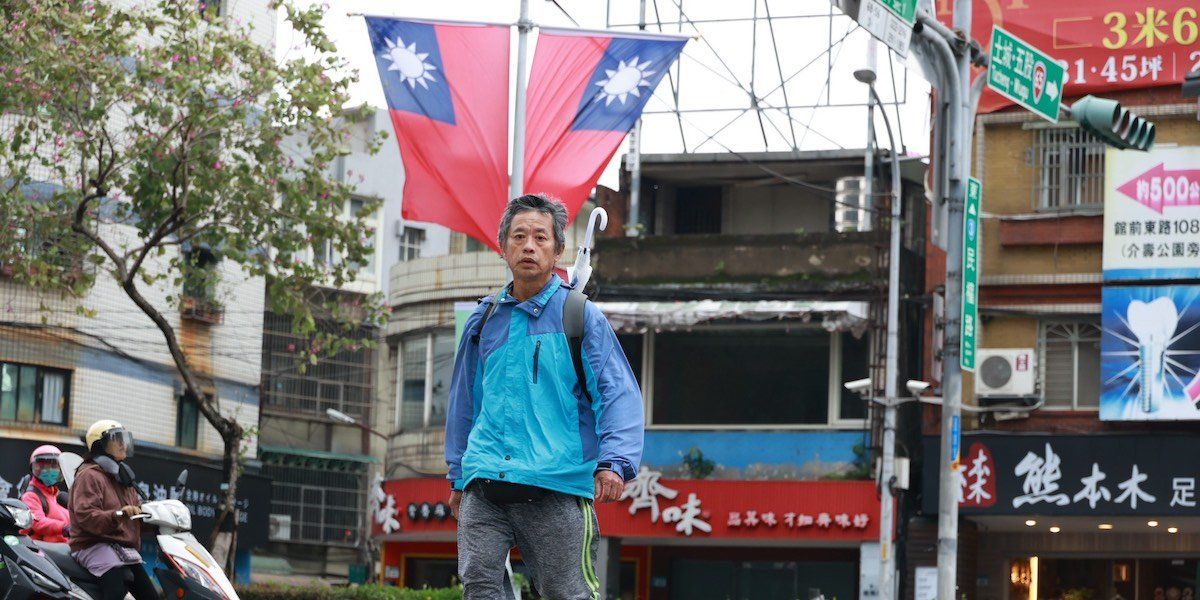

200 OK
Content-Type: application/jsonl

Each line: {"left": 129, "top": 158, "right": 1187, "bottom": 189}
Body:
{"left": 916, "top": 4, "right": 970, "bottom": 597}
{"left": 509, "top": 0, "right": 531, "bottom": 200}
{"left": 625, "top": 0, "right": 647, "bottom": 237}
{"left": 870, "top": 82, "right": 902, "bottom": 600}
{"left": 863, "top": 37, "right": 877, "bottom": 228}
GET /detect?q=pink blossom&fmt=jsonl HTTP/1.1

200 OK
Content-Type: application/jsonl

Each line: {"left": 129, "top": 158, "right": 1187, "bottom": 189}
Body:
{"left": 213, "top": 161, "right": 223, "bottom": 170}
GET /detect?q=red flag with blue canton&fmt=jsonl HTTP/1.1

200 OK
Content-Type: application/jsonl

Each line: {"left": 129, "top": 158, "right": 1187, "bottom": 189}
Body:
{"left": 366, "top": 17, "right": 510, "bottom": 250}
{"left": 524, "top": 29, "right": 686, "bottom": 221}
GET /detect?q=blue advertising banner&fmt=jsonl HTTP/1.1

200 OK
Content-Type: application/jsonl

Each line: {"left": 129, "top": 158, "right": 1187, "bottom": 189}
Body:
{"left": 1101, "top": 285, "right": 1200, "bottom": 421}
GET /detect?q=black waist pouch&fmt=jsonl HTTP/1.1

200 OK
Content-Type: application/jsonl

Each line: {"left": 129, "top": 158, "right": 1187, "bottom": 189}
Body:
{"left": 472, "top": 479, "right": 548, "bottom": 504}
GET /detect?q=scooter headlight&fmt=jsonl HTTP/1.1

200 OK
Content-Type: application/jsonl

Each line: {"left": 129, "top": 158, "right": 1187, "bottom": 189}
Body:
{"left": 173, "top": 556, "right": 228, "bottom": 600}
{"left": 6, "top": 504, "right": 33, "bottom": 530}
{"left": 25, "top": 566, "right": 64, "bottom": 591}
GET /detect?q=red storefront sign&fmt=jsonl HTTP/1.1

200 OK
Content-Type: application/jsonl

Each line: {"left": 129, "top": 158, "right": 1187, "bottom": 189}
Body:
{"left": 372, "top": 474, "right": 882, "bottom": 542}
{"left": 935, "top": 0, "right": 1199, "bottom": 113}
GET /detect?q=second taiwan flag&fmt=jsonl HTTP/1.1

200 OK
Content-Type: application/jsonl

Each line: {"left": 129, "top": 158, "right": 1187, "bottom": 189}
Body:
{"left": 524, "top": 29, "right": 687, "bottom": 221}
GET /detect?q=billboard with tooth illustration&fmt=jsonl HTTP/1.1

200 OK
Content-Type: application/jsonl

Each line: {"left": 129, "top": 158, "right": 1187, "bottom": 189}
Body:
{"left": 1103, "top": 146, "right": 1200, "bottom": 282}
{"left": 1101, "top": 285, "right": 1200, "bottom": 421}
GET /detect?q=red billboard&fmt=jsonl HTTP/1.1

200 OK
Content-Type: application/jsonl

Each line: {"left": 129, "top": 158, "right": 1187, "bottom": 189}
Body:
{"left": 937, "top": 0, "right": 1198, "bottom": 112}
{"left": 373, "top": 475, "right": 882, "bottom": 542}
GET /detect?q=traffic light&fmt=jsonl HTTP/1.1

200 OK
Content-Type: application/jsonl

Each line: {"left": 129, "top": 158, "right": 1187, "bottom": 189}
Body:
{"left": 1069, "top": 95, "right": 1155, "bottom": 151}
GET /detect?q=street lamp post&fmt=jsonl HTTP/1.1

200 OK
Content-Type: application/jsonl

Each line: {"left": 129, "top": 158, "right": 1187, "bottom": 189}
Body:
{"left": 852, "top": 64, "right": 903, "bottom": 600}
{"left": 326, "top": 407, "right": 388, "bottom": 583}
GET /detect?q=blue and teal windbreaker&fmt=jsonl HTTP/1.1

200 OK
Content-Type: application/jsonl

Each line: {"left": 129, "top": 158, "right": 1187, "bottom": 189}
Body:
{"left": 445, "top": 275, "right": 644, "bottom": 498}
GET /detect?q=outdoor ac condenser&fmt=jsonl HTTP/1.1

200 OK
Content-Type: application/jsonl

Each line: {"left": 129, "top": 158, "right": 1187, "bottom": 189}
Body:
{"left": 974, "top": 348, "right": 1037, "bottom": 397}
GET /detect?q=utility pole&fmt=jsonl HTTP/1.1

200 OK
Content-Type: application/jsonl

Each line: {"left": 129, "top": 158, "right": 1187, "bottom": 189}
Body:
{"left": 625, "top": 0, "right": 647, "bottom": 236}
{"left": 509, "top": 0, "right": 532, "bottom": 200}
{"left": 854, "top": 37, "right": 899, "bottom": 600}
{"left": 862, "top": 37, "right": 877, "bottom": 229}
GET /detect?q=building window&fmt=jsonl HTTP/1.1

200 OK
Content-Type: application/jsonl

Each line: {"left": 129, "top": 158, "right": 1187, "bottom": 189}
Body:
{"left": 1041, "top": 320, "right": 1102, "bottom": 409}
{"left": 1031, "top": 127, "right": 1106, "bottom": 210}
{"left": 465, "top": 236, "right": 488, "bottom": 253}
{"left": 398, "top": 227, "right": 425, "bottom": 262}
{"left": 176, "top": 393, "right": 200, "bottom": 449}
{"left": 261, "top": 311, "right": 376, "bottom": 419}
{"left": 674, "top": 186, "right": 722, "bottom": 234}
{"left": 649, "top": 328, "right": 868, "bottom": 427}
{"left": 260, "top": 451, "right": 368, "bottom": 546}
{"left": 0, "top": 362, "right": 69, "bottom": 426}
{"left": 397, "top": 328, "right": 456, "bottom": 431}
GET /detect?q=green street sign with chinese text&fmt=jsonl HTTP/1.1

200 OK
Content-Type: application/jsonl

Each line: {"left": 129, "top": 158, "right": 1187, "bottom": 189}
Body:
{"left": 987, "top": 26, "right": 1065, "bottom": 123}
{"left": 961, "top": 177, "right": 981, "bottom": 372}
{"left": 877, "top": 0, "right": 917, "bottom": 23}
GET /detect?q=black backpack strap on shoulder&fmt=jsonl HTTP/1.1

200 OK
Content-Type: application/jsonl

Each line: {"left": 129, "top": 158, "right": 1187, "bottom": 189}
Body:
{"left": 563, "top": 288, "right": 593, "bottom": 404}
{"left": 29, "top": 484, "right": 49, "bottom": 514}
{"left": 473, "top": 285, "right": 508, "bottom": 344}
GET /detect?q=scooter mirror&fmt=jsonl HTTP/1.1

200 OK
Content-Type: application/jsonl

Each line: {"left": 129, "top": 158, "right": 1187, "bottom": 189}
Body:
{"left": 177, "top": 470, "right": 188, "bottom": 488}
{"left": 59, "top": 453, "right": 84, "bottom": 490}
{"left": 57, "top": 491, "right": 69, "bottom": 508}
{"left": 13, "top": 475, "right": 29, "bottom": 498}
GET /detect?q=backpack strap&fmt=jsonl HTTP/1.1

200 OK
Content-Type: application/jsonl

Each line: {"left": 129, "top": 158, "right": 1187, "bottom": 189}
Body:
{"left": 28, "top": 484, "right": 49, "bottom": 515}
{"left": 472, "top": 285, "right": 509, "bottom": 344}
{"left": 563, "top": 289, "right": 594, "bottom": 404}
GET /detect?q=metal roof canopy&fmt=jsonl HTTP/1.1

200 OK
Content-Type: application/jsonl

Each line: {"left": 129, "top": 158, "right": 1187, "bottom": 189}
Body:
{"left": 596, "top": 299, "right": 870, "bottom": 335}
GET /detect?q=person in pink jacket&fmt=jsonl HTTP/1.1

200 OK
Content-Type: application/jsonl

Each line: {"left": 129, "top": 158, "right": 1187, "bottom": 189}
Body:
{"left": 21, "top": 445, "right": 71, "bottom": 544}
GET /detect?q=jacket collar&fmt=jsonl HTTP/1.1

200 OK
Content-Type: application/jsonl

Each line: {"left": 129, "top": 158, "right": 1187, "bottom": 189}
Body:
{"left": 501, "top": 274, "right": 563, "bottom": 318}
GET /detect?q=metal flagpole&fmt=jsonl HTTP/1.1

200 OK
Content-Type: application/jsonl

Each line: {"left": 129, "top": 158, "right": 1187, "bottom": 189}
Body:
{"left": 510, "top": 0, "right": 532, "bottom": 200}
{"left": 625, "top": 0, "right": 647, "bottom": 237}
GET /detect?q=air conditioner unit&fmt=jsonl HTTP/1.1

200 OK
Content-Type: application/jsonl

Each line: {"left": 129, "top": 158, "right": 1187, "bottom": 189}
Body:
{"left": 975, "top": 348, "right": 1037, "bottom": 397}
{"left": 269, "top": 514, "right": 292, "bottom": 541}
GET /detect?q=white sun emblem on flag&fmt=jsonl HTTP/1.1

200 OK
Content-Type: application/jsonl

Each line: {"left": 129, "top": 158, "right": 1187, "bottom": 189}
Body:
{"left": 381, "top": 37, "right": 438, "bottom": 89}
{"left": 595, "top": 56, "right": 655, "bottom": 106}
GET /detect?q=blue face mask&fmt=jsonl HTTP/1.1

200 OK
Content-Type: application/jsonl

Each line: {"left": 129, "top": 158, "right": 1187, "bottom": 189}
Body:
{"left": 37, "top": 470, "right": 61, "bottom": 486}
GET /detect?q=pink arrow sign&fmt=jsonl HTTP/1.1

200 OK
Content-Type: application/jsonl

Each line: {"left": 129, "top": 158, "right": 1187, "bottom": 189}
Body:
{"left": 1116, "top": 163, "right": 1200, "bottom": 213}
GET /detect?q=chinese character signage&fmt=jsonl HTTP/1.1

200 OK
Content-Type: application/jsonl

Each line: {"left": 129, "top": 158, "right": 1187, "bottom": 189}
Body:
{"left": 1103, "top": 146, "right": 1200, "bottom": 282}
{"left": 987, "top": 27, "right": 1065, "bottom": 122}
{"left": 378, "top": 474, "right": 882, "bottom": 541}
{"left": 939, "top": 1, "right": 1200, "bottom": 114}
{"left": 924, "top": 434, "right": 1200, "bottom": 515}
{"left": 1101, "top": 285, "right": 1200, "bottom": 420}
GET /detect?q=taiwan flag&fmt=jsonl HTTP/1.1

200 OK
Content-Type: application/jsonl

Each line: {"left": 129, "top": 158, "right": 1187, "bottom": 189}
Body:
{"left": 524, "top": 29, "right": 687, "bottom": 221}
{"left": 366, "top": 17, "right": 510, "bottom": 249}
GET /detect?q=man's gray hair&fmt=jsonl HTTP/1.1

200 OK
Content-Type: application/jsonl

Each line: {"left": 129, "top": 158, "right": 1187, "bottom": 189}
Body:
{"left": 497, "top": 194, "right": 569, "bottom": 253}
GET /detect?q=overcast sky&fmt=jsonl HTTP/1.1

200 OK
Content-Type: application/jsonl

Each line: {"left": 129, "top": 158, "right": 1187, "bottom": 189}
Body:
{"left": 277, "top": 0, "right": 933, "bottom": 188}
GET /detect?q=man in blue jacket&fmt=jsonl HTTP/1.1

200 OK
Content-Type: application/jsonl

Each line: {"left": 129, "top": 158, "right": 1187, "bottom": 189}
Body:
{"left": 445, "top": 194, "right": 644, "bottom": 600}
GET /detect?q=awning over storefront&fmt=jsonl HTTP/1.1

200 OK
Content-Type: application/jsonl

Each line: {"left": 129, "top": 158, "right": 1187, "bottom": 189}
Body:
{"left": 595, "top": 300, "right": 870, "bottom": 335}
{"left": 371, "top": 473, "right": 882, "bottom": 544}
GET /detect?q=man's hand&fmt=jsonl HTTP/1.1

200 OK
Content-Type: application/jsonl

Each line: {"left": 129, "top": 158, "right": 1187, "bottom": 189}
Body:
{"left": 449, "top": 490, "right": 462, "bottom": 518}
{"left": 118, "top": 505, "right": 141, "bottom": 518}
{"left": 594, "top": 470, "right": 625, "bottom": 503}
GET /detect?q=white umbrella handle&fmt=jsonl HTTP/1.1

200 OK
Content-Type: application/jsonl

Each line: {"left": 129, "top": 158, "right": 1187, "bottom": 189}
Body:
{"left": 571, "top": 207, "right": 608, "bottom": 291}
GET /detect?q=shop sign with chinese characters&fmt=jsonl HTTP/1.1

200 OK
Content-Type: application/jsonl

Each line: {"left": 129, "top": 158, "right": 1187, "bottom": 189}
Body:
{"left": 938, "top": 0, "right": 1200, "bottom": 114}
{"left": 374, "top": 474, "right": 882, "bottom": 541}
{"left": 923, "top": 434, "right": 1200, "bottom": 515}
{"left": 1103, "top": 146, "right": 1200, "bottom": 282}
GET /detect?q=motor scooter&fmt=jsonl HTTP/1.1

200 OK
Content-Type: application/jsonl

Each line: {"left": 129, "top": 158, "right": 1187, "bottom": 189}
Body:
{"left": 31, "top": 453, "right": 238, "bottom": 600}
{"left": 0, "top": 495, "right": 77, "bottom": 600}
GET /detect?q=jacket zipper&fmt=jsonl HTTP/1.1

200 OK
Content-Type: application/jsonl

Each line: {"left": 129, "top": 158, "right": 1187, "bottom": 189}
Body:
{"left": 532, "top": 340, "right": 541, "bottom": 383}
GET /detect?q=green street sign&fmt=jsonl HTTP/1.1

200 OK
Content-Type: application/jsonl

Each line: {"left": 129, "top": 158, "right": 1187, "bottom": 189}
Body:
{"left": 877, "top": 0, "right": 917, "bottom": 23}
{"left": 960, "top": 177, "right": 981, "bottom": 372}
{"left": 987, "top": 26, "right": 1065, "bottom": 123}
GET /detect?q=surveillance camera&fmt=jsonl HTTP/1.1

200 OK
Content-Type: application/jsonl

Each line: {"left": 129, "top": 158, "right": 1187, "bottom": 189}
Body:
{"left": 906, "top": 380, "right": 931, "bottom": 396}
{"left": 843, "top": 378, "right": 872, "bottom": 393}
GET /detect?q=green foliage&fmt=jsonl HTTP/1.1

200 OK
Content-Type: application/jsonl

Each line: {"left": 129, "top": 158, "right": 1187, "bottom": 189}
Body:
{"left": 236, "top": 584, "right": 462, "bottom": 600}
{"left": 681, "top": 446, "right": 715, "bottom": 479}
{"left": 821, "top": 443, "right": 872, "bottom": 481}
{"left": 0, "top": 0, "right": 386, "bottom": 435}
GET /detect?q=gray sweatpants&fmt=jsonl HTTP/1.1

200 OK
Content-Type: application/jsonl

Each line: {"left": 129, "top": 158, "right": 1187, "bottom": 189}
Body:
{"left": 457, "top": 484, "right": 601, "bottom": 600}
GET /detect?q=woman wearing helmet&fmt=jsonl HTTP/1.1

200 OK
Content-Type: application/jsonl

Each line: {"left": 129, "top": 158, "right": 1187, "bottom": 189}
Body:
{"left": 21, "top": 445, "right": 71, "bottom": 543}
{"left": 68, "top": 420, "right": 157, "bottom": 600}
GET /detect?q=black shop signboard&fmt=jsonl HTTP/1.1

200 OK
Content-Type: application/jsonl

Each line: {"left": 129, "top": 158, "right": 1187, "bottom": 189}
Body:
{"left": 922, "top": 434, "right": 1200, "bottom": 516}
{"left": 0, "top": 438, "right": 271, "bottom": 547}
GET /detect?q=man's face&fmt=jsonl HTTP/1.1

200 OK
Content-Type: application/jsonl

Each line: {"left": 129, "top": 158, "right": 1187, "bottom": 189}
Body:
{"left": 503, "top": 210, "right": 561, "bottom": 281}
